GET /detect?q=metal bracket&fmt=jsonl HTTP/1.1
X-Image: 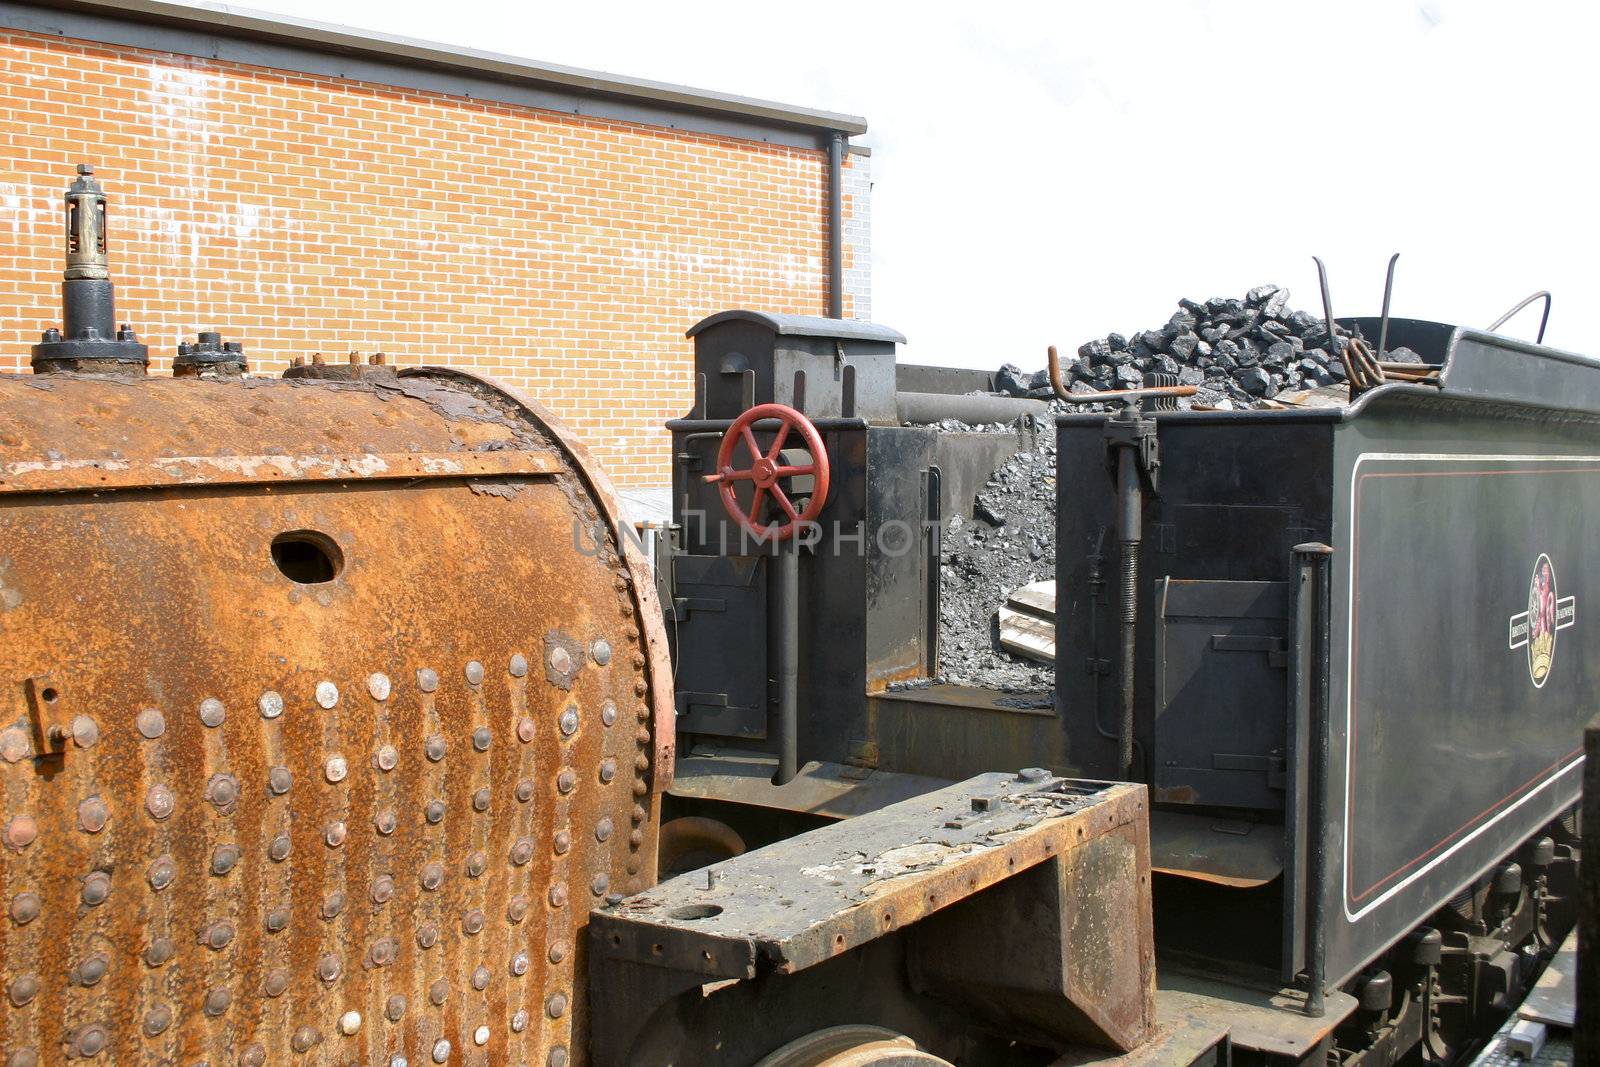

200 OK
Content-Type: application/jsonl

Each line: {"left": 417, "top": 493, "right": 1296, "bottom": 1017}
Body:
{"left": 1105, "top": 411, "right": 1161, "bottom": 495}
{"left": 24, "top": 676, "right": 71, "bottom": 756}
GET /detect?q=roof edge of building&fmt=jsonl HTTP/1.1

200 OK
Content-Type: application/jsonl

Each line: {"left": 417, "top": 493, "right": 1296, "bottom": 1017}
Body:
{"left": 2, "top": 0, "right": 869, "bottom": 145}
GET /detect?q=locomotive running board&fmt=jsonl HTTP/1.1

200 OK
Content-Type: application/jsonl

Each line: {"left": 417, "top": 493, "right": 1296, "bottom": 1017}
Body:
{"left": 589, "top": 773, "right": 1156, "bottom": 1066}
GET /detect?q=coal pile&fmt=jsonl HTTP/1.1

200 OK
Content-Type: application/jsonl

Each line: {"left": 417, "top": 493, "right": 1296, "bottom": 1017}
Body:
{"left": 996, "top": 285, "right": 1419, "bottom": 410}
{"left": 896, "top": 433, "right": 1058, "bottom": 693}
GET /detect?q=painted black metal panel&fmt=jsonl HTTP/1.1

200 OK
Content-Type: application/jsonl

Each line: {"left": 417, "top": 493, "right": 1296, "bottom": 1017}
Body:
{"left": 1322, "top": 392, "right": 1599, "bottom": 982}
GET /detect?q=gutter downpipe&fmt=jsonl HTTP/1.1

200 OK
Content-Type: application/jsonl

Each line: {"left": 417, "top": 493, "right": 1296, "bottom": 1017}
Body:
{"left": 828, "top": 132, "right": 844, "bottom": 319}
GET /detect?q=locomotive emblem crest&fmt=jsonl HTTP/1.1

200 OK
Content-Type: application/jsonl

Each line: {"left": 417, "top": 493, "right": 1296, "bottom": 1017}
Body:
{"left": 1508, "top": 553, "right": 1577, "bottom": 687}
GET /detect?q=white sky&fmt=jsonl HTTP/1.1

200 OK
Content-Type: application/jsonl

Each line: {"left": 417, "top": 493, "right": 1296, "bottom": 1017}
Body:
{"left": 176, "top": 0, "right": 1597, "bottom": 369}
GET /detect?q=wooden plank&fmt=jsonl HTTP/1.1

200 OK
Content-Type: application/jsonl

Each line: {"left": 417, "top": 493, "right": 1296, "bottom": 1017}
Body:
{"left": 1007, "top": 578, "right": 1056, "bottom": 616}
{"left": 999, "top": 604, "right": 1056, "bottom": 664}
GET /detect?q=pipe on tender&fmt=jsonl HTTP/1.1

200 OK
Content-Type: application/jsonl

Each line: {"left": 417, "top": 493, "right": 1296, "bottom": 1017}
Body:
{"left": 772, "top": 543, "right": 800, "bottom": 785}
{"left": 1115, "top": 448, "right": 1142, "bottom": 781}
{"left": 895, "top": 391, "right": 1048, "bottom": 426}
{"left": 1293, "top": 542, "right": 1335, "bottom": 1018}
{"left": 828, "top": 133, "right": 844, "bottom": 319}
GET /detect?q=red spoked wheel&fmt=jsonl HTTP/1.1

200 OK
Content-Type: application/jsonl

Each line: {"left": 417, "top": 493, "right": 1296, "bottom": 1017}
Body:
{"left": 701, "top": 403, "right": 831, "bottom": 542}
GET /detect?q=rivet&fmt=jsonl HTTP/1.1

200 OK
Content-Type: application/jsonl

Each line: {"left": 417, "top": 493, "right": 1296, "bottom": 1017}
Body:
{"left": 144, "top": 936, "right": 175, "bottom": 967}
{"left": 212, "top": 843, "right": 241, "bottom": 875}
{"left": 385, "top": 994, "right": 407, "bottom": 1021}
{"left": 599, "top": 758, "right": 617, "bottom": 784}
{"left": 632, "top": 652, "right": 646, "bottom": 669}
{"left": 516, "top": 716, "right": 536, "bottom": 743}
{"left": 258, "top": 690, "right": 284, "bottom": 719}
{"left": 601, "top": 700, "right": 617, "bottom": 726}
{"left": 5, "top": 1048, "right": 34, "bottom": 1067}
{"left": 81, "top": 871, "right": 111, "bottom": 906}
{"left": 635, "top": 752, "right": 650, "bottom": 772}
{"left": 559, "top": 706, "right": 579, "bottom": 737}
{"left": 470, "top": 964, "right": 490, "bottom": 990}
{"left": 241, "top": 1043, "right": 267, "bottom": 1067}
{"left": 465, "top": 660, "right": 485, "bottom": 686}
{"left": 633, "top": 779, "right": 648, "bottom": 796}
{"left": 548, "top": 884, "right": 568, "bottom": 908}
{"left": 143, "top": 1004, "right": 172, "bottom": 1037}
{"left": 511, "top": 1009, "right": 529, "bottom": 1033}
{"left": 268, "top": 765, "right": 293, "bottom": 794}
{"left": 316, "top": 680, "right": 339, "bottom": 709}
{"left": 507, "top": 894, "right": 530, "bottom": 923}
{"left": 630, "top": 828, "right": 645, "bottom": 847}
{"left": 375, "top": 744, "right": 398, "bottom": 771}
{"left": 73, "top": 952, "right": 109, "bottom": 985}
{"left": 509, "top": 653, "right": 528, "bottom": 678}
{"left": 557, "top": 769, "right": 576, "bottom": 794}
{"left": 463, "top": 909, "right": 485, "bottom": 935}
{"left": 634, "top": 679, "right": 648, "bottom": 695}
{"left": 626, "top": 624, "right": 640, "bottom": 641}
{"left": 466, "top": 850, "right": 487, "bottom": 877}
{"left": 596, "top": 817, "right": 614, "bottom": 842}
{"left": 510, "top": 952, "right": 529, "bottom": 976}
{"left": 10, "top": 892, "right": 40, "bottom": 924}
{"left": 591, "top": 872, "right": 610, "bottom": 896}
{"left": 546, "top": 992, "right": 568, "bottom": 1019}
{"left": 549, "top": 1046, "right": 569, "bottom": 1067}
{"left": 265, "top": 968, "right": 291, "bottom": 997}
{"left": 147, "top": 856, "right": 176, "bottom": 890}
{"left": 202, "top": 921, "right": 235, "bottom": 950}
{"left": 70, "top": 715, "right": 99, "bottom": 748}
{"left": 369, "top": 937, "right": 398, "bottom": 967}
{"left": 636, "top": 703, "right": 650, "bottom": 722}
{"left": 552, "top": 830, "right": 570, "bottom": 856}
{"left": 199, "top": 696, "right": 227, "bottom": 727}
{"left": 372, "top": 875, "right": 395, "bottom": 904}
{"left": 421, "top": 862, "right": 445, "bottom": 891}
{"left": 627, "top": 858, "right": 641, "bottom": 875}
{"left": 8, "top": 974, "right": 37, "bottom": 1006}
{"left": 270, "top": 833, "right": 292, "bottom": 860}
{"left": 591, "top": 638, "right": 613, "bottom": 665}
{"left": 515, "top": 778, "right": 535, "bottom": 802}
{"left": 636, "top": 726, "right": 652, "bottom": 744}
{"left": 417, "top": 923, "right": 439, "bottom": 949}
{"left": 428, "top": 979, "right": 448, "bottom": 1006}
{"left": 0, "top": 728, "right": 31, "bottom": 763}
{"left": 325, "top": 755, "right": 349, "bottom": 783}
{"left": 325, "top": 820, "right": 347, "bottom": 847}
{"left": 431, "top": 1038, "right": 451, "bottom": 1064}
{"left": 291, "top": 1026, "right": 321, "bottom": 1053}
{"left": 417, "top": 667, "right": 439, "bottom": 692}
{"left": 78, "top": 795, "right": 109, "bottom": 833}
{"left": 207, "top": 773, "right": 239, "bottom": 811}
{"left": 425, "top": 735, "right": 447, "bottom": 761}
{"left": 425, "top": 800, "right": 446, "bottom": 824}
{"left": 368, "top": 672, "right": 391, "bottom": 701}
{"left": 322, "top": 891, "right": 346, "bottom": 919}
{"left": 145, "top": 784, "right": 175, "bottom": 820}
{"left": 632, "top": 804, "right": 647, "bottom": 824}
{"left": 374, "top": 810, "right": 397, "bottom": 836}
{"left": 204, "top": 986, "right": 232, "bottom": 1016}
{"left": 339, "top": 1010, "right": 362, "bottom": 1036}
{"left": 511, "top": 838, "right": 534, "bottom": 866}
{"left": 472, "top": 726, "right": 492, "bottom": 751}
{"left": 474, "top": 1025, "right": 490, "bottom": 1046}
{"left": 3, "top": 815, "right": 35, "bottom": 850}
{"left": 70, "top": 1025, "right": 108, "bottom": 1058}
{"left": 472, "top": 787, "right": 490, "bottom": 812}
{"left": 547, "top": 646, "right": 572, "bottom": 675}
{"left": 266, "top": 906, "right": 291, "bottom": 932}
{"left": 317, "top": 954, "right": 342, "bottom": 982}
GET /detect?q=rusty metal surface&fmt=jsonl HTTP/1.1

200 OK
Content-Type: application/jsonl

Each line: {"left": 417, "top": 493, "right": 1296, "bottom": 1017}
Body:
{"left": 1156, "top": 971, "right": 1355, "bottom": 1059}
{"left": 1147, "top": 810, "right": 1283, "bottom": 888}
{"left": 669, "top": 752, "right": 950, "bottom": 820}
{"left": 0, "top": 369, "right": 666, "bottom": 1065}
{"left": 590, "top": 775, "right": 1155, "bottom": 1065}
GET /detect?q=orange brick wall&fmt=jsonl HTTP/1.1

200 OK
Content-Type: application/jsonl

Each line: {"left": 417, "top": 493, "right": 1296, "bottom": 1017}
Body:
{"left": 0, "top": 29, "right": 863, "bottom": 488}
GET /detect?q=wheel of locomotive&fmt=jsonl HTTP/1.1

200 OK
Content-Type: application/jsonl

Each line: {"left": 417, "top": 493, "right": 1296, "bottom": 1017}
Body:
{"left": 753, "top": 1025, "right": 953, "bottom": 1067}
{"left": 701, "top": 402, "right": 830, "bottom": 541}
{"left": 656, "top": 815, "right": 746, "bottom": 878}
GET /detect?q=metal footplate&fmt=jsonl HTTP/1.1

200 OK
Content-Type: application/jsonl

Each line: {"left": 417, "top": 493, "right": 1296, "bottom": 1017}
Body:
{"left": 589, "top": 772, "right": 1156, "bottom": 1066}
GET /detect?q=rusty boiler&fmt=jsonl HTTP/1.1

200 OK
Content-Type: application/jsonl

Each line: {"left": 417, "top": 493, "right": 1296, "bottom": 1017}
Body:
{"left": 0, "top": 167, "right": 672, "bottom": 1065}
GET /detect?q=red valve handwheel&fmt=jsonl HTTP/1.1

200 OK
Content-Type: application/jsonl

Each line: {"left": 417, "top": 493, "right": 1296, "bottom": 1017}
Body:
{"left": 701, "top": 403, "right": 831, "bottom": 542}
